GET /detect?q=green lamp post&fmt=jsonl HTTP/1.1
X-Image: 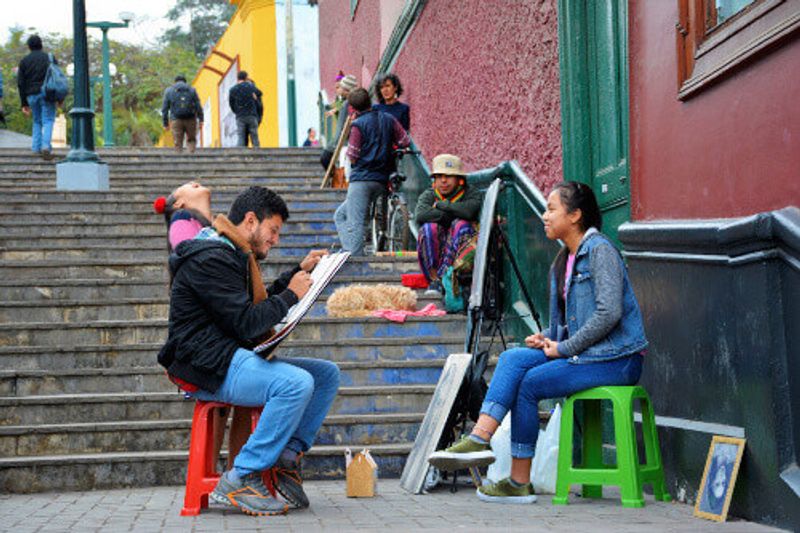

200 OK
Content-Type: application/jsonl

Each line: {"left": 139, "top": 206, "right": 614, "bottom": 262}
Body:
{"left": 57, "top": 0, "right": 109, "bottom": 190}
{"left": 86, "top": 12, "right": 133, "bottom": 147}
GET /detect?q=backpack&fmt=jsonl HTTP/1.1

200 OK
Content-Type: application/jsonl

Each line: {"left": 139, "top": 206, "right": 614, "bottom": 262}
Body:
{"left": 43, "top": 53, "right": 68, "bottom": 103}
{"left": 172, "top": 85, "right": 196, "bottom": 119}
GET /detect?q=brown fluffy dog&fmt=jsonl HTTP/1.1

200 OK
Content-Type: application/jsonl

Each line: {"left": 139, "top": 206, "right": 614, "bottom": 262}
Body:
{"left": 326, "top": 284, "right": 417, "bottom": 317}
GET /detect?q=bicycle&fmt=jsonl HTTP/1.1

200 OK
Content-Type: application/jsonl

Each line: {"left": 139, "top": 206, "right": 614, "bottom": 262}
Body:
{"left": 367, "top": 148, "right": 419, "bottom": 254}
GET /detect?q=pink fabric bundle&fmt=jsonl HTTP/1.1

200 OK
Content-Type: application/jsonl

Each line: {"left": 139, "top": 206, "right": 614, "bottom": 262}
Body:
{"left": 371, "top": 303, "right": 446, "bottom": 323}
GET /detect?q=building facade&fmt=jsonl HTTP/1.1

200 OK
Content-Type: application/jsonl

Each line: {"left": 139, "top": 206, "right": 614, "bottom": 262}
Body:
{"left": 320, "top": 1, "right": 799, "bottom": 527}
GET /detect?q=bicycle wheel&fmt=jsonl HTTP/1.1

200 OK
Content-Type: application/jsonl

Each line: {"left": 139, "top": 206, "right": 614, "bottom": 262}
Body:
{"left": 387, "top": 202, "right": 411, "bottom": 252}
{"left": 370, "top": 194, "right": 388, "bottom": 253}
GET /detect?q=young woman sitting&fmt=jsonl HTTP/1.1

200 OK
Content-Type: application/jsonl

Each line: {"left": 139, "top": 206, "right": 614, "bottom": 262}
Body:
{"left": 428, "top": 181, "right": 647, "bottom": 503}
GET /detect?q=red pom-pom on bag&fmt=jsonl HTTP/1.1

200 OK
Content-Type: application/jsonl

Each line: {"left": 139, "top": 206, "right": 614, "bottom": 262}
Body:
{"left": 153, "top": 197, "right": 167, "bottom": 214}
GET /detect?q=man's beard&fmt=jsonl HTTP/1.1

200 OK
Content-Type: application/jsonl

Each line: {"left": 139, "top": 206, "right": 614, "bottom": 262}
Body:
{"left": 249, "top": 230, "right": 268, "bottom": 260}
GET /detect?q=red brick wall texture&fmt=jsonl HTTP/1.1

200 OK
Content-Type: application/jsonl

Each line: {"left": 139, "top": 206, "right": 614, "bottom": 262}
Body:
{"left": 319, "top": 0, "right": 563, "bottom": 192}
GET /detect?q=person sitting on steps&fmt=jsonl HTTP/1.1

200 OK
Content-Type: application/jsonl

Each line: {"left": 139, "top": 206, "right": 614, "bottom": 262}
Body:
{"left": 428, "top": 181, "right": 647, "bottom": 504}
{"left": 158, "top": 186, "right": 338, "bottom": 516}
{"left": 414, "top": 154, "right": 482, "bottom": 297}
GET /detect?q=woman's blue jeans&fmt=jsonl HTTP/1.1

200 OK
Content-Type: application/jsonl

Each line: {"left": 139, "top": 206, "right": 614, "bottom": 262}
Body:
{"left": 26, "top": 92, "right": 56, "bottom": 153}
{"left": 480, "top": 347, "right": 643, "bottom": 458}
{"left": 191, "top": 348, "right": 340, "bottom": 474}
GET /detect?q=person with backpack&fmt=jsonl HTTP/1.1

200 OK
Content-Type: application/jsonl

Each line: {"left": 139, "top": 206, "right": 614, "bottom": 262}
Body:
{"left": 428, "top": 181, "right": 647, "bottom": 504}
{"left": 161, "top": 75, "right": 204, "bottom": 153}
{"left": 17, "top": 35, "right": 60, "bottom": 160}
{"left": 228, "top": 71, "right": 264, "bottom": 148}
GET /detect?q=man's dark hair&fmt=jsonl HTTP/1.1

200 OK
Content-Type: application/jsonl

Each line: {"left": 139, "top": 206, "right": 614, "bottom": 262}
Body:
{"left": 27, "top": 35, "right": 43, "bottom": 51}
{"left": 348, "top": 88, "right": 371, "bottom": 112}
{"left": 238, "top": 71, "right": 248, "bottom": 81}
{"left": 228, "top": 186, "right": 290, "bottom": 224}
{"left": 174, "top": 75, "right": 187, "bottom": 83}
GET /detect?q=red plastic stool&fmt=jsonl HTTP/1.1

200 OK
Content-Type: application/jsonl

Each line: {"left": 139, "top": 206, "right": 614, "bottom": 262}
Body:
{"left": 180, "top": 401, "right": 270, "bottom": 516}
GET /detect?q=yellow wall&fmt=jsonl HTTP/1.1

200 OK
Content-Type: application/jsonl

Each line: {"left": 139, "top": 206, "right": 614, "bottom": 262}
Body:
{"left": 161, "top": 0, "right": 278, "bottom": 147}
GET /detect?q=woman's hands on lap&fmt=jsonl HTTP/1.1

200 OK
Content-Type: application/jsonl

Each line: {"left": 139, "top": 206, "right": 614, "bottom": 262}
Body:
{"left": 525, "top": 333, "right": 545, "bottom": 349}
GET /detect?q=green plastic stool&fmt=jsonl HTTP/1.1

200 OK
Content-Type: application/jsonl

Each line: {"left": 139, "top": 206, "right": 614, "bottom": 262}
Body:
{"left": 552, "top": 385, "right": 671, "bottom": 507}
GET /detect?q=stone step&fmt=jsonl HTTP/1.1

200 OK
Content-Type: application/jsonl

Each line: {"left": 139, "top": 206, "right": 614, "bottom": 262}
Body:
{"left": 0, "top": 207, "right": 336, "bottom": 223}
{"left": 0, "top": 413, "right": 424, "bottom": 457}
{"left": 0, "top": 273, "right": 418, "bottom": 301}
{"left": 0, "top": 443, "right": 411, "bottom": 493}
{"left": 0, "top": 315, "right": 460, "bottom": 347}
{"left": 0, "top": 292, "right": 439, "bottom": 323}
{"left": 0, "top": 337, "right": 467, "bottom": 370}
{"left": 0, "top": 239, "right": 340, "bottom": 260}
{"left": 0, "top": 255, "right": 418, "bottom": 281}
{"left": 0, "top": 146, "right": 321, "bottom": 158}
{"left": 0, "top": 198, "right": 344, "bottom": 213}
{"left": 0, "top": 358, "right": 449, "bottom": 396}
{"left": 0, "top": 385, "right": 436, "bottom": 425}
{"left": 0, "top": 189, "right": 345, "bottom": 202}
{"left": 0, "top": 216, "right": 338, "bottom": 230}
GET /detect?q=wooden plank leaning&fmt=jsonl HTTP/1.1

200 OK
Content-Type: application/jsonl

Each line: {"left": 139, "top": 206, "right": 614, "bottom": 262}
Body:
{"left": 320, "top": 114, "right": 353, "bottom": 189}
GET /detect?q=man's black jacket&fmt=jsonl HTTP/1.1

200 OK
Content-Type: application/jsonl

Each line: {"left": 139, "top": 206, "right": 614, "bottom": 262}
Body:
{"left": 17, "top": 50, "right": 53, "bottom": 107}
{"left": 228, "top": 81, "right": 263, "bottom": 120}
{"left": 158, "top": 238, "right": 300, "bottom": 392}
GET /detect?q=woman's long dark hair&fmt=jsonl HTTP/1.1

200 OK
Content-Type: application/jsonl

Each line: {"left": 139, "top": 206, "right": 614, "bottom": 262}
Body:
{"left": 551, "top": 181, "right": 603, "bottom": 314}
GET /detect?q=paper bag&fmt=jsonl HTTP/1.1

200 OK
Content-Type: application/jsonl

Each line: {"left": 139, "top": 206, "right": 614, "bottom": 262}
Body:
{"left": 346, "top": 448, "right": 378, "bottom": 497}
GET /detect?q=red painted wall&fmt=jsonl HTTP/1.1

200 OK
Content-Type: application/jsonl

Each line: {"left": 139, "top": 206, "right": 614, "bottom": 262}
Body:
{"left": 319, "top": 1, "right": 563, "bottom": 192}
{"left": 318, "top": 1, "right": 383, "bottom": 98}
{"left": 629, "top": 2, "right": 800, "bottom": 220}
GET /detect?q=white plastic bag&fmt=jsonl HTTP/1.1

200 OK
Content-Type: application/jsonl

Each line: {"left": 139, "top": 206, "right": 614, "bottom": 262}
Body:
{"left": 486, "top": 413, "right": 512, "bottom": 483}
{"left": 531, "top": 403, "right": 561, "bottom": 494}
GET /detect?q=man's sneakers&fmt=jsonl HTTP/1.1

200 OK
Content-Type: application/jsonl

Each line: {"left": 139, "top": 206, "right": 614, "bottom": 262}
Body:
{"left": 477, "top": 477, "right": 538, "bottom": 504}
{"left": 273, "top": 454, "right": 310, "bottom": 509}
{"left": 427, "top": 434, "right": 496, "bottom": 471}
{"left": 210, "top": 470, "right": 288, "bottom": 516}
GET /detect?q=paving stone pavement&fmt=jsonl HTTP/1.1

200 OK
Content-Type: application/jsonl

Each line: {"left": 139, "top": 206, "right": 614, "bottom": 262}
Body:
{"left": 0, "top": 480, "right": 786, "bottom": 532}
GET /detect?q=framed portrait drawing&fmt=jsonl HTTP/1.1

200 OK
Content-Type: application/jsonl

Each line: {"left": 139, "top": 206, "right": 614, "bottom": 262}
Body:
{"left": 694, "top": 436, "right": 746, "bottom": 522}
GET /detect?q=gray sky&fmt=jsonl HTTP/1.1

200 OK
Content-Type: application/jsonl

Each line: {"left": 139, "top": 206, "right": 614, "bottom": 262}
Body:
{"left": 3, "top": 0, "right": 180, "bottom": 47}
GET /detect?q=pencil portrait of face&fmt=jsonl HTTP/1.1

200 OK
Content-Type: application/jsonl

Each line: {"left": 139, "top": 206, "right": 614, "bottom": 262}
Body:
{"left": 699, "top": 442, "right": 738, "bottom": 515}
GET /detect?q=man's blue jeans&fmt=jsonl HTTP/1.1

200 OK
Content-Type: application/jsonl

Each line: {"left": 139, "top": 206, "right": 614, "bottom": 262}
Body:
{"left": 192, "top": 348, "right": 340, "bottom": 474}
{"left": 334, "top": 180, "right": 386, "bottom": 256}
{"left": 480, "top": 347, "right": 643, "bottom": 458}
{"left": 27, "top": 92, "right": 56, "bottom": 153}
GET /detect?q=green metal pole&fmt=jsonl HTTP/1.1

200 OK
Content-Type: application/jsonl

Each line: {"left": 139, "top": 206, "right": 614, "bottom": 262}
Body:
{"left": 286, "top": 0, "right": 297, "bottom": 147}
{"left": 65, "top": 0, "right": 99, "bottom": 162}
{"left": 100, "top": 28, "right": 114, "bottom": 146}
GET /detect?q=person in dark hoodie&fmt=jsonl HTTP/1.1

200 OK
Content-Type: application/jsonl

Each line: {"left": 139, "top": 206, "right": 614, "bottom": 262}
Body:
{"left": 158, "top": 186, "right": 338, "bottom": 516}
{"left": 17, "top": 35, "right": 57, "bottom": 159}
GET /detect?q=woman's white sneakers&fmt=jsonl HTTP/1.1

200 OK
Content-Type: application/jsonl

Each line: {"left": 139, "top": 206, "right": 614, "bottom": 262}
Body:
{"left": 427, "top": 435, "right": 496, "bottom": 471}
{"left": 477, "top": 477, "right": 538, "bottom": 504}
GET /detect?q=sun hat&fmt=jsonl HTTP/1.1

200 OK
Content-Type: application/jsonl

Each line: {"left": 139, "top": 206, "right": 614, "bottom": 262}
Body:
{"left": 431, "top": 154, "right": 467, "bottom": 177}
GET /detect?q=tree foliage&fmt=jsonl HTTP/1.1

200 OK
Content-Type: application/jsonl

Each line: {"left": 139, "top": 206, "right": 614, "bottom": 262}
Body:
{"left": 0, "top": 28, "right": 200, "bottom": 146}
{"left": 163, "top": 0, "right": 236, "bottom": 59}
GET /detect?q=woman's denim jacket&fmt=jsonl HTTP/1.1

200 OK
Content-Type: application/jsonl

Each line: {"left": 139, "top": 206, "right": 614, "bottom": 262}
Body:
{"left": 545, "top": 229, "right": 648, "bottom": 364}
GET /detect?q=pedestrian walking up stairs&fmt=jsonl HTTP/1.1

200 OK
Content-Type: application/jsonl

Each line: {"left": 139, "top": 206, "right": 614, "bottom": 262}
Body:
{"left": 0, "top": 147, "right": 469, "bottom": 493}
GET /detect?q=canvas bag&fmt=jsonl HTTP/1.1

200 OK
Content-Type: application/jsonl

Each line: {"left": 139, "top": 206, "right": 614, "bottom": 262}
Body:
{"left": 345, "top": 448, "right": 378, "bottom": 497}
{"left": 43, "top": 53, "right": 68, "bottom": 103}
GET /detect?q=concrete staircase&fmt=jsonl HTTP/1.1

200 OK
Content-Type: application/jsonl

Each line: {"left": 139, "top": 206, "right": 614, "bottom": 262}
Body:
{"left": 0, "top": 148, "right": 469, "bottom": 493}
